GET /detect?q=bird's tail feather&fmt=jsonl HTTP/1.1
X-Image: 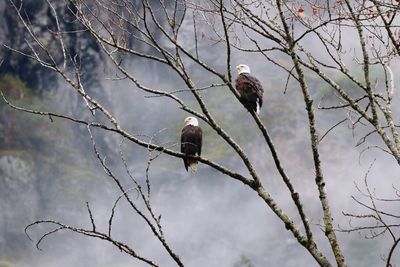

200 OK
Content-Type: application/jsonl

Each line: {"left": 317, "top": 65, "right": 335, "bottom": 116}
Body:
{"left": 256, "top": 100, "right": 260, "bottom": 115}
{"left": 188, "top": 159, "right": 198, "bottom": 173}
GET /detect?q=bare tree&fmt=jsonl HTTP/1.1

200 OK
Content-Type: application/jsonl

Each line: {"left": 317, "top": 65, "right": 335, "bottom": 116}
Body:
{"left": 3, "top": 0, "right": 400, "bottom": 266}
{"left": 340, "top": 160, "right": 400, "bottom": 267}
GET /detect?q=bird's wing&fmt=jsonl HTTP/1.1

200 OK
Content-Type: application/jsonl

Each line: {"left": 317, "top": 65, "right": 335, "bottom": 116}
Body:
{"left": 195, "top": 127, "right": 203, "bottom": 156}
{"left": 244, "top": 75, "right": 264, "bottom": 107}
{"left": 181, "top": 128, "right": 187, "bottom": 153}
{"left": 181, "top": 127, "right": 189, "bottom": 170}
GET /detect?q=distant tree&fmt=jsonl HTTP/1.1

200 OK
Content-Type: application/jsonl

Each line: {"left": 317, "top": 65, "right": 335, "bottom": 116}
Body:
{"left": 4, "top": 0, "right": 400, "bottom": 266}
{"left": 233, "top": 255, "right": 254, "bottom": 267}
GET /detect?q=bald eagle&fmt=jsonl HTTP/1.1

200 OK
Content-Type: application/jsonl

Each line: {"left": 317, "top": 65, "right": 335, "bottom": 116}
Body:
{"left": 181, "top": 116, "right": 203, "bottom": 172}
{"left": 235, "top": 64, "right": 264, "bottom": 114}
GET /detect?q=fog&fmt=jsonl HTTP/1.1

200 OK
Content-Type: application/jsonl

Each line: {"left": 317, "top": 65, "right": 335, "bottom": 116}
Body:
{"left": 1, "top": 2, "right": 400, "bottom": 267}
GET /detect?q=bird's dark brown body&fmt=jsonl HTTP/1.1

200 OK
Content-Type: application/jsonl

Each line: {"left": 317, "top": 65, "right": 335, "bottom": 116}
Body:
{"left": 181, "top": 124, "right": 202, "bottom": 172}
{"left": 235, "top": 73, "right": 264, "bottom": 114}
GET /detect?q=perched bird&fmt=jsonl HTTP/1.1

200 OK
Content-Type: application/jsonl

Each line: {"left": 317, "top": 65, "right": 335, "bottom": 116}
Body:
{"left": 235, "top": 64, "right": 264, "bottom": 114}
{"left": 180, "top": 116, "right": 203, "bottom": 172}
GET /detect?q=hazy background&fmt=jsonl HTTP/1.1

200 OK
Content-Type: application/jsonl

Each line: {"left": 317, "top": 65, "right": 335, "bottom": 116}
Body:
{"left": 0, "top": 1, "right": 399, "bottom": 267}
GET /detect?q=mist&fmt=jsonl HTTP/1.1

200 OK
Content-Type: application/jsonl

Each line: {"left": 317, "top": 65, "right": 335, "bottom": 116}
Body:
{"left": 1, "top": 1, "right": 400, "bottom": 267}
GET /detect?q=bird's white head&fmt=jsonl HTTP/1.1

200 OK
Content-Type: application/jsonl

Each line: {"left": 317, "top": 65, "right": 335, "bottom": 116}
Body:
{"left": 184, "top": 116, "right": 199, "bottom": 126}
{"left": 236, "top": 64, "right": 251, "bottom": 74}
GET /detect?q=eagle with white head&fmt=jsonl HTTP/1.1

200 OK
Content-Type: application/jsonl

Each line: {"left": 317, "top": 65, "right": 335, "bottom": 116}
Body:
{"left": 235, "top": 64, "right": 264, "bottom": 114}
{"left": 180, "top": 116, "right": 203, "bottom": 172}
